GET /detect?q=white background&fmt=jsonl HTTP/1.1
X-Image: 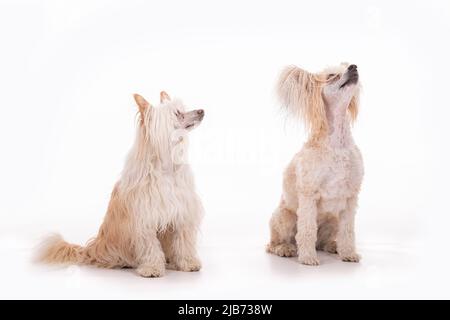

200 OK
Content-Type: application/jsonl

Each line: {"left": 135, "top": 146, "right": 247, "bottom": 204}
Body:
{"left": 0, "top": 0, "right": 449, "bottom": 299}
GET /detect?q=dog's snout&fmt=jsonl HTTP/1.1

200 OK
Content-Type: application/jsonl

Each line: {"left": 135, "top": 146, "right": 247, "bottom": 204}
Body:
{"left": 197, "top": 109, "right": 204, "bottom": 116}
{"left": 348, "top": 64, "right": 357, "bottom": 71}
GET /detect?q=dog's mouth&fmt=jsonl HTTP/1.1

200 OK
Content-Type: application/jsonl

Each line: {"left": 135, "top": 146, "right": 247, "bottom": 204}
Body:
{"left": 340, "top": 67, "right": 359, "bottom": 89}
{"left": 185, "top": 123, "right": 197, "bottom": 130}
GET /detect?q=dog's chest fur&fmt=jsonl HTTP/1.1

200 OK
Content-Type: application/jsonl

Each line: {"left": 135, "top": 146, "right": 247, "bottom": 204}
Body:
{"left": 123, "top": 165, "right": 203, "bottom": 231}
{"left": 284, "top": 145, "right": 363, "bottom": 214}
{"left": 319, "top": 147, "right": 363, "bottom": 199}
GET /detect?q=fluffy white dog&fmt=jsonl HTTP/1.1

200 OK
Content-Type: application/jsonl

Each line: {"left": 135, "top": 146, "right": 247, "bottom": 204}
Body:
{"left": 267, "top": 63, "right": 364, "bottom": 265}
{"left": 38, "top": 91, "right": 205, "bottom": 277}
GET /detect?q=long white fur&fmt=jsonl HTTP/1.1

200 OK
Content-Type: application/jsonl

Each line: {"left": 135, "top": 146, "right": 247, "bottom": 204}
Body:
{"left": 37, "top": 93, "right": 204, "bottom": 278}
{"left": 121, "top": 99, "right": 202, "bottom": 230}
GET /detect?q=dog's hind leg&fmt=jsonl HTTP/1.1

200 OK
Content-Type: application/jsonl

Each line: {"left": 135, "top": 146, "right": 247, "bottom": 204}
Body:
{"left": 316, "top": 215, "right": 338, "bottom": 254}
{"left": 266, "top": 202, "right": 297, "bottom": 257}
{"left": 159, "top": 228, "right": 175, "bottom": 265}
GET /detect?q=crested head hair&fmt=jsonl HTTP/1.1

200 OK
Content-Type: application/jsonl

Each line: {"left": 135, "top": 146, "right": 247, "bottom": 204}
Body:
{"left": 348, "top": 90, "right": 359, "bottom": 123}
{"left": 277, "top": 63, "right": 360, "bottom": 142}
{"left": 277, "top": 66, "right": 328, "bottom": 137}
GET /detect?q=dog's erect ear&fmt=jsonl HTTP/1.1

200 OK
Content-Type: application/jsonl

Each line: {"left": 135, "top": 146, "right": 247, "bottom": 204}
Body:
{"left": 160, "top": 91, "right": 171, "bottom": 103}
{"left": 133, "top": 93, "right": 151, "bottom": 119}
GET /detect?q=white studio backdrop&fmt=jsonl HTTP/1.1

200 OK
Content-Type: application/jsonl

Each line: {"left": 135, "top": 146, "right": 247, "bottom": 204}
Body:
{"left": 0, "top": 0, "right": 449, "bottom": 299}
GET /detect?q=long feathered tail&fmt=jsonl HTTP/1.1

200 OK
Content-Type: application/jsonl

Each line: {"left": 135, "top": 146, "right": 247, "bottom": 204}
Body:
{"left": 36, "top": 234, "right": 85, "bottom": 265}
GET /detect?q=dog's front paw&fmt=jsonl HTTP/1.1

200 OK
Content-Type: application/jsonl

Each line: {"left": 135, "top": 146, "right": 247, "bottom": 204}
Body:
{"left": 266, "top": 243, "right": 297, "bottom": 257}
{"left": 171, "top": 257, "right": 202, "bottom": 272}
{"left": 298, "top": 253, "right": 320, "bottom": 266}
{"left": 137, "top": 262, "right": 165, "bottom": 278}
{"left": 339, "top": 252, "right": 361, "bottom": 263}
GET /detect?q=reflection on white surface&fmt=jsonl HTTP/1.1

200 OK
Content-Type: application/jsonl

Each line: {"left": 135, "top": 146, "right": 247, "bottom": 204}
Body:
{"left": 0, "top": 231, "right": 429, "bottom": 299}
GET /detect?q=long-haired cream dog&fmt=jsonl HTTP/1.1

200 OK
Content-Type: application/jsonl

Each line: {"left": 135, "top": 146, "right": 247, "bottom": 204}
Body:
{"left": 38, "top": 91, "right": 205, "bottom": 277}
{"left": 267, "top": 63, "right": 363, "bottom": 265}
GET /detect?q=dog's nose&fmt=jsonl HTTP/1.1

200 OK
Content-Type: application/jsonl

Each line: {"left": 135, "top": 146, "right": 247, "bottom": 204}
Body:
{"left": 348, "top": 64, "right": 357, "bottom": 71}
{"left": 197, "top": 109, "right": 204, "bottom": 116}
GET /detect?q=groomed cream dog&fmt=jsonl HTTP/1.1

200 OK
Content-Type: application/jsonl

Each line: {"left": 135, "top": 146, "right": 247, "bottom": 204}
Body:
{"left": 267, "top": 63, "right": 364, "bottom": 265}
{"left": 38, "top": 91, "right": 205, "bottom": 277}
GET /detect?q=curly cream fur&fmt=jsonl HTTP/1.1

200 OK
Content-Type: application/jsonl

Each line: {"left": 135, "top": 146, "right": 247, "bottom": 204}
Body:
{"left": 37, "top": 92, "right": 204, "bottom": 277}
{"left": 267, "top": 63, "right": 364, "bottom": 265}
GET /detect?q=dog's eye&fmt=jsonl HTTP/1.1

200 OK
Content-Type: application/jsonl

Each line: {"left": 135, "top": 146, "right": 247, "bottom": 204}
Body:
{"left": 175, "top": 110, "right": 184, "bottom": 119}
{"left": 327, "top": 73, "right": 337, "bottom": 80}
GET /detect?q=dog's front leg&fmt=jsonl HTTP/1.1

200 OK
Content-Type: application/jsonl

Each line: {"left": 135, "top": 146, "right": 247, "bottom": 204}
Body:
{"left": 337, "top": 196, "right": 360, "bottom": 262}
{"left": 135, "top": 232, "right": 166, "bottom": 277}
{"left": 296, "top": 195, "right": 320, "bottom": 266}
{"left": 168, "top": 226, "right": 202, "bottom": 272}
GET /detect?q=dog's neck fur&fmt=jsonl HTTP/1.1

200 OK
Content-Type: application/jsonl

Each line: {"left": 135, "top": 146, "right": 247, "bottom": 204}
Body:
{"left": 324, "top": 103, "right": 354, "bottom": 148}
{"left": 119, "top": 127, "right": 188, "bottom": 193}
